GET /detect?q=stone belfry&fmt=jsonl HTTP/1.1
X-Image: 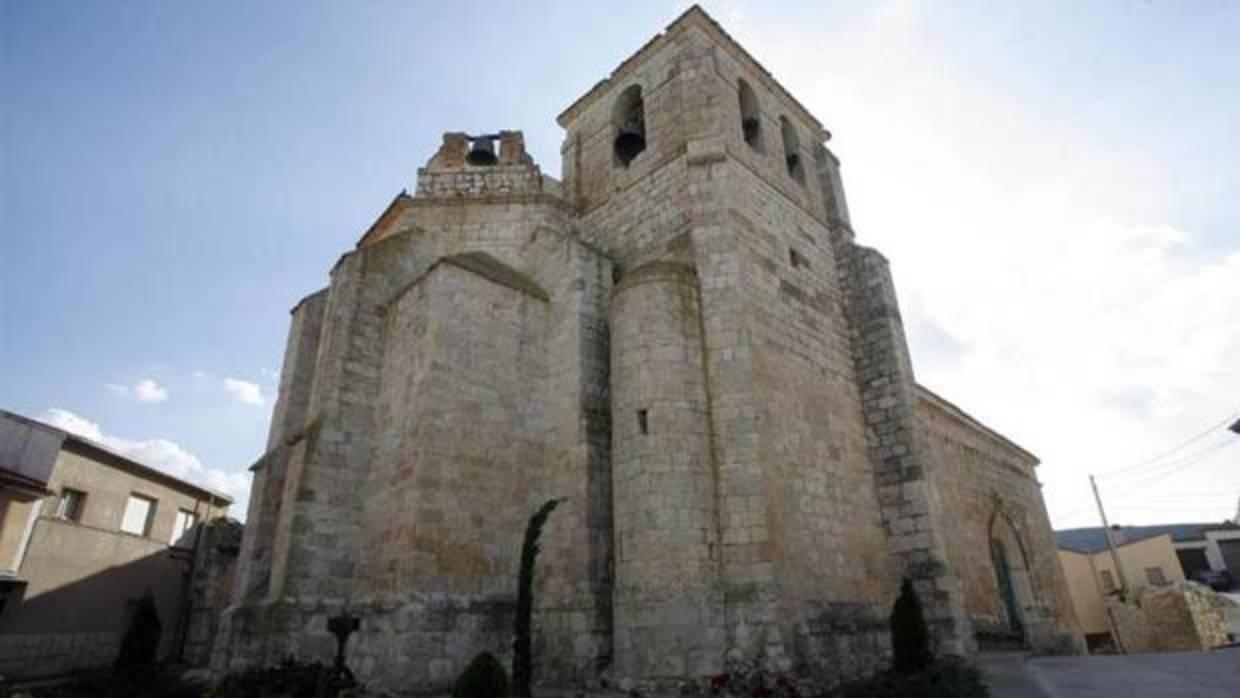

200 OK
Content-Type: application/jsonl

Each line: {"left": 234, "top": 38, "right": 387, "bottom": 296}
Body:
{"left": 555, "top": 5, "right": 972, "bottom": 683}
{"left": 216, "top": 6, "right": 1081, "bottom": 694}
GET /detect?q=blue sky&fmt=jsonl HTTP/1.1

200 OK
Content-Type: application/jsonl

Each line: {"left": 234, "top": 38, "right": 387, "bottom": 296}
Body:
{"left": 3, "top": 1, "right": 1238, "bottom": 525}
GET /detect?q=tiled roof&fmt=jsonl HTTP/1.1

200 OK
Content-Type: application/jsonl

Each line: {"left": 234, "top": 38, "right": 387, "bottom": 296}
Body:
{"left": 1056, "top": 522, "right": 1238, "bottom": 553}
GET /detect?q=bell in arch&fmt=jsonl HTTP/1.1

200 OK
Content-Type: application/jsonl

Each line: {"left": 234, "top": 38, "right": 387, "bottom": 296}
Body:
{"left": 613, "top": 116, "right": 646, "bottom": 167}
{"left": 466, "top": 136, "right": 498, "bottom": 166}
{"left": 742, "top": 117, "right": 760, "bottom": 144}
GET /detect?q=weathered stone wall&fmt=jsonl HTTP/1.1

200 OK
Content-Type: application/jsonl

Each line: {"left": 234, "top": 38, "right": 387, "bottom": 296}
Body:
{"left": 185, "top": 518, "right": 243, "bottom": 666}
{"left": 1110, "top": 582, "right": 1232, "bottom": 653}
{"left": 0, "top": 632, "right": 124, "bottom": 678}
{"left": 831, "top": 238, "right": 972, "bottom": 658}
{"left": 216, "top": 134, "right": 614, "bottom": 693}
{"left": 562, "top": 17, "right": 900, "bottom": 685}
{"left": 723, "top": 161, "right": 895, "bottom": 681}
{"left": 915, "top": 388, "right": 1081, "bottom": 653}
{"left": 229, "top": 289, "right": 327, "bottom": 611}
{"left": 609, "top": 261, "right": 723, "bottom": 681}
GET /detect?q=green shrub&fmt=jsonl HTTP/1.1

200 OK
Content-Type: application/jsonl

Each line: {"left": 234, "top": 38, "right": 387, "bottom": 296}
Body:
{"left": 453, "top": 651, "right": 510, "bottom": 698}
{"left": 113, "top": 591, "right": 162, "bottom": 675}
{"left": 512, "top": 498, "right": 561, "bottom": 698}
{"left": 827, "top": 656, "right": 988, "bottom": 698}
{"left": 890, "top": 578, "right": 931, "bottom": 674}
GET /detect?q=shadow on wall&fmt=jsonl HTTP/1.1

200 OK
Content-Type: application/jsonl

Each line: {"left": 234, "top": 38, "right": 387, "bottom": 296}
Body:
{"left": 0, "top": 539, "right": 192, "bottom": 678}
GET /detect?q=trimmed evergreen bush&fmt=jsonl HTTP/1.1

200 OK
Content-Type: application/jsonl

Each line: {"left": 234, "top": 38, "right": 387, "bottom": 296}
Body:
{"left": 826, "top": 580, "right": 988, "bottom": 697}
{"left": 113, "top": 591, "right": 162, "bottom": 675}
{"left": 512, "top": 498, "right": 561, "bottom": 698}
{"left": 453, "top": 651, "right": 510, "bottom": 698}
{"left": 890, "top": 578, "right": 932, "bottom": 674}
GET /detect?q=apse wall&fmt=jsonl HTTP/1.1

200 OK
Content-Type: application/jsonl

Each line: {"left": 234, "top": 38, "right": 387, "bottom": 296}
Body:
{"left": 609, "top": 261, "right": 724, "bottom": 680}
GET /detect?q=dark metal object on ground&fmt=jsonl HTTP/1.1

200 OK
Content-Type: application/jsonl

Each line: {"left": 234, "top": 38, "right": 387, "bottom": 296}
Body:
{"left": 322, "top": 613, "right": 360, "bottom": 696}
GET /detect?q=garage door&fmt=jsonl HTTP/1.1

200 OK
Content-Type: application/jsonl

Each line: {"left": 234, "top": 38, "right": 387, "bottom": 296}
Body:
{"left": 1218, "top": 539, "right": 1240, "bottom": 579}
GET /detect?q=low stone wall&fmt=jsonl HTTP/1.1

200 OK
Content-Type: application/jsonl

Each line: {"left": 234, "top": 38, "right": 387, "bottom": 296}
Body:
{"left": 213, "top": 594, "right": 517, "bottom": 695}
{"left": 0, "top": 632, "right": 117, "bottom": 678}
{"left": 0, "top": 631, "right": 181, "bottom": 678}
{"left": 183, "top": 518, "right": 242, "bottom": 666}
{"left": 1108, "top": 581, "right": 1234, "bottom": 653}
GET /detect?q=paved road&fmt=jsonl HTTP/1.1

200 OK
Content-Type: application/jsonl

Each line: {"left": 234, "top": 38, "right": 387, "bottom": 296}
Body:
{"left": 977, "top": 653, "right": 1053, "bottom": 698}
{"left": 979, "top": 649, "right": 1240, "bottom": 698}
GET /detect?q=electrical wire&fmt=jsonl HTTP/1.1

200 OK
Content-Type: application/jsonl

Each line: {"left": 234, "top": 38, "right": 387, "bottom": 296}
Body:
{"left": 1103, "top": 437, "right": 1239, "bottom": 500}
{"left": 1095, "top": 411, "right": 1240, "bottom": 479}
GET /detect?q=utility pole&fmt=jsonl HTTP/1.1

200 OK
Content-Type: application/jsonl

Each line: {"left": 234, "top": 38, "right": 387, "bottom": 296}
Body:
{"left": 1090, "top": 474, "right": 1130, "bottom": 597}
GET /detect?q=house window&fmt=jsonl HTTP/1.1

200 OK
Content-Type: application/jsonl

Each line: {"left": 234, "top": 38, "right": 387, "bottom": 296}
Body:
{"left": 120, "top": 494, "right": 157, "bottom": 537}
{"left": 171, "top": 509, "right": 198, "bottom": 547}
{"left": 55, "top": 488, "right": 86, "bottom": 522}
{"left": 1099, "top": 569, "right": 1116, "bottom": 594}
{"left": 1145, "top": 566, "right": 1168, "bottom": 586}
{"left": 637, "top": 409, "right": 649, "bottom": 435}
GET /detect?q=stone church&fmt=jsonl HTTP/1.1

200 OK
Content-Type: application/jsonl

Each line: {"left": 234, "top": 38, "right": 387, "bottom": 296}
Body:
{"left": 214, "top": 6, "right": 1081, "bottom": 693}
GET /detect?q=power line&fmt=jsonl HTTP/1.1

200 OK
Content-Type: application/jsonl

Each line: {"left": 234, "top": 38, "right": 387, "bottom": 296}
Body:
{"left": 1105, "top": 438, "right": 1239, "bottom": 499}
{"left": 1096, "top": 411, "right": 1240, "bottom": 479}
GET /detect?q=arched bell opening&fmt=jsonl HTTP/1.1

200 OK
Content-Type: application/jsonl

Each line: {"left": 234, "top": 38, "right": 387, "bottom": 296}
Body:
{"left": 466, "top": 134, "right": 499, "bottom": 166}
{"left": 738, "top": 79, "right": 763, "bottom": 152}
{"left": 780, "top": 116, "right": 805, "bottom": 185}
{"left": 613, "top": 84, "right": 647, "bottom": 168}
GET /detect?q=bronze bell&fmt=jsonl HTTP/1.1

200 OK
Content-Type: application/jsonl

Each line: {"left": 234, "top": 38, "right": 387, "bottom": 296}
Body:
{"left": 466, "top": 136, "right": 498, "bottom": 166}
{"left": 613, "top": 118, "right": 646, "bottom": 167}
{"left": 786, "top": 151, "right": 801, "bottom": 171}
{"left": 742, "top": 117, "right": 760, "bottom": 144}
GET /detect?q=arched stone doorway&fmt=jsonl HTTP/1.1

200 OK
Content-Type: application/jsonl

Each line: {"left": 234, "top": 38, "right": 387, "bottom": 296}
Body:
{"left": 988, "top": 510, "right": 1038, "bottom": 640}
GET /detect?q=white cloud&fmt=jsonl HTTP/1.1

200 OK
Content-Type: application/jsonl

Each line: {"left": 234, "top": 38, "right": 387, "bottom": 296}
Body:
{"left": 133, "top": 379, "right": 169, "bottom": 403}
{"left": 41, "top": 408, "right": 251, "bottom": 516}
{"left": 725, "top": 2, "right": 1240, "bottom": 527}
{"left": 223, "top": 378, "right": 266, "bottom": 406}
{"left": 105, "top": 378, "right": 169, "bottom": 403}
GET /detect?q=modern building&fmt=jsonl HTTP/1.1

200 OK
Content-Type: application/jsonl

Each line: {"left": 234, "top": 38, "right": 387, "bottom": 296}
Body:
{"left": 0, "top": 409, "right": 232, "bottom": 677}
{"left": 215, "top": 6, "right": 1080, "bottom": 693}
{"left": 1059, "top": 522, "right": 1240, "bottom": 590}
{"left": 1056, "top": 529, "right": 1185, "bottom": 651}
{"left": 1165, "top": 522, "right": 1240, "bottom": 587}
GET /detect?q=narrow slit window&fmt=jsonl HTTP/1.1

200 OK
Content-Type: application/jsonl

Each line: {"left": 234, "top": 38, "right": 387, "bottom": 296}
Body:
{"left": 637, "top": 409, "right": 649, "bottom": 435}
{"left": 789, "top": 248, "right": 809, "bottom": 269}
